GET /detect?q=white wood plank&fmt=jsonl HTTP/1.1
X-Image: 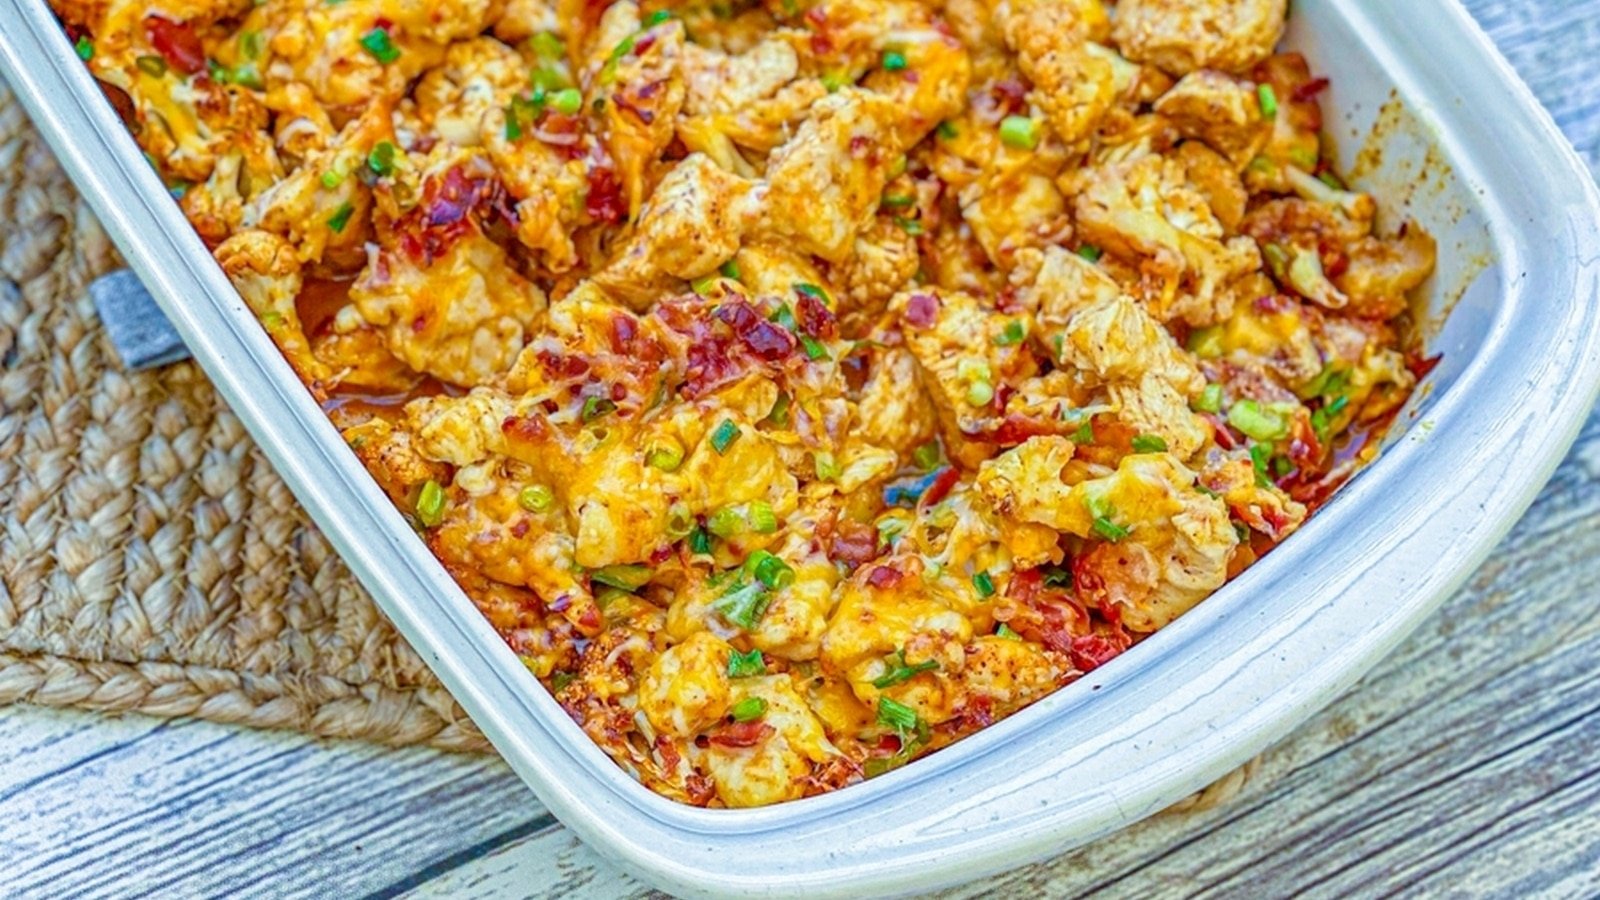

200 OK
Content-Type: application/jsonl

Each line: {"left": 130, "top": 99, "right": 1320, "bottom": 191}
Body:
{"left": 0, "top": 706, "right": 545, "bottom": 899}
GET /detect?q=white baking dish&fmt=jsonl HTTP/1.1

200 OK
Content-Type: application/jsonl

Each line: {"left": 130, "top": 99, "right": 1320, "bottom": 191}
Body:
{"left": 3, "top": 0, "right": 1597, "bottom": 894}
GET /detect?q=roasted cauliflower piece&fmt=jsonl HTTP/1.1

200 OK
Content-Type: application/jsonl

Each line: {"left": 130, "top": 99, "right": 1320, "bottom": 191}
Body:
{"left": 1111, "top": 0, "right": 1287, "bottom": 77}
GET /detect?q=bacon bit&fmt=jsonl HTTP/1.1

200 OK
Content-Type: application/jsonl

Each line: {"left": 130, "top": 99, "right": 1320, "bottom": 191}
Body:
{"left": 962, "top": 695, "right": 995, "bottom": 729}
{"left": 1203, "top": 412, "right": 1241, "bottom": 451}
{"left": 804, "top": 6, "right": 827, "bottom": 26}
{"left": 502, "top": 413, "right": 552, "bottom": 442}
{"left": 633, "top": 32, "right": 657, "bottom": 55}
{"left": 585, "top": 167, "right": 626, "bottom": 224}
{"left": 809, "top": 31, "right": 834, "bottom": 56}
{"left": 396, "top": 165, "right": 508, "bottom": 264}
{"left": 610, "top": 314, "right": 638, "bottom": 353}
{"left": 511, "top": 519, "right": 530, "bottom": 539}
{"left": 1407, "top": 352, "right": 1443, "bottom": 381}
{"left": 537, "top": 349, "right": 591, "bottom": 379}
{"left": 655, "top": 735, "right": 682, "bottom": 770}
{"left": 904, "top": 293, "right": 939, "bottom": 328}
{"left": 410, "top": 314, "right": 428, "bottom": 334}
{"left": 1292, "top": 77, "right": 1331, "bottom": 102}
{"left": 705, "top": 720, "right": 774, "bottom": 748}
{"left": 849, "top": 135, "right": 872, "bottom": 158}
{"left": 796, "top": 292, "right": 838, "bottom": 339}
{"left": 918, "top": 466, "right": 962, "bottom": 508}
{"left": 868, "top": 565, "right": 904, "bottom": 589}
{"left": 1254, "top": 293, "right": 1293, "bottom": 313}
{"left": 717, "top": 301, "right": 797, "bottom": 360}
{"left": 828, "top": 520, "right": 881, "bottom": 567}
{"left": 1068, "top": 633, "right": 1126, "bottom": 673}
{"left": 144, "top": 16, "right": 205, "bottom": 75}
{"left": 648, "top": 543, "right": 675, "bottom": 565}
{"left": 685, "top": 773, "right": 717, "bottom": 806}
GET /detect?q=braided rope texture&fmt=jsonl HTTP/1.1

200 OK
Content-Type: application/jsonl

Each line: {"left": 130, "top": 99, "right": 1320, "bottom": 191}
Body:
{"left": 0, "top": 79, "right": 1252, "bottom": 813}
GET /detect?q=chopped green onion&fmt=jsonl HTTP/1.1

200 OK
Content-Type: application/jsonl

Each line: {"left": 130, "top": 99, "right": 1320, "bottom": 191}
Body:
{"left": 801, "top": 336, "right": 830, "bottom": 360}
{"left": 688, "top": 526, "right": 713, "bottom": 554}
{"left": 994, "top": 319, "right": 1026, "bottom": 346}
{"left": 1194, "top": 383, "right": 1224, "bottom": 413}
{"left": 360, "top": 27, "right": 400, "bottom": 64}
{"left": 416, "top": 480, "right": 446, "bottom": 527}
{"left": 1092, "top": 516, "right": 1130, "bottom": 542}
{"left": 1311, "top": 395, "right": 1350, "bottom": 441}
{"left": 666, "top": 502, "right": 695, "bottom": 538}
{"left": 1263, "top": 242, "right": 1291, "bottom": 278}
{"left": 881, "top": 193, "right": 916, "bottom": 209}
{"left": 320, "top": 169, "right": 344, "bottom": 189}
{"left": 720, "top": 259, "right": 741, "bottom": 280}
{"left": 1227, "top": 399, "right": 1290, "bottom": 442}
{"left": 794, "top": 283, "right": 829, "bottom": 304}
{"left": 747, "top": 500, "right": 778, "bottom": 534}
{"left": 260, "top": 310, "right": 285, "bottom": 330}
{"left": 74, "top": 36, "right": 93, "bottom": 61}
{"left": 877, "top": 697, "right": 919, "bottom": 733}
{"left": 999, "top": 115, "right": 1040, "bottom": 150}
{"left": 550, "top": 87, "right": 583, "bottom": 115}
{"left": 730, "top": 696, "right": 768, "bottom": 722}
{"left": 1257, "top": 83, "right": 1279, "bottom": 119}
{"left": 690, "top": 276, "right": 715, "bottom": 295}
{"left": 893, "top": 216, "right": 923, "bottom": 235}
{"left": 326, "top": 201, "right": 354, "bottom": 232}
{"left": 972, "top": 570, "right": 995, "bottom": 599}
{"left": 581, "top": 396, "right": 616, "bottom": 421}
{"left": 1273, "top": 455, "right": 1293, "bottom": 477}
{"left": 814, "top": 451, "right": 841, "bottom": 481}
{"left": 591, "top": 564, "right": 652, "bottom": 591}
{"left": 135, "top": 54, "right": 167, "bottom": 77}
{"left": 504, "top": 104, "right": 523, "bottom": 140}
{"left": 1042, "top": 565, "right": 1073, "bottom": 588}
{"left": 1319, "top": 171, "right": 1346, "bottom": 191}
{"left": 715, "top": 580, "right": 771, "bottom": 629}
{"left": 966, "top": 379, "right": 994, "bottom": 407}
{"left": 871, "top": 650, "right": 938, "bottom": 688}
{"left": 728, "top": 649, "right": 766, "bottom": 678}
{"left": 912, "top": 441, "right": 941, "bottom": 471}
{"left": 550, "top": 671, "right": 575, "bottom": 691}
{"left": 531, "top": 31, "right": 565, "bottom": 59}
{"left": 769, "top": 303, "right": 798, "bottom": 330}
{"left": 996, "top": 624, "right": 1022, "bottom": 641}
{"left": 646, "top": 439, "right": 684, "bottom": 472}
{"left": 1249, "top": 443, "right": 1272, "bottom": 486}
{"left": 1072, "top": 416, "right": 1095, "bottom": 444}
{"left": 881, "top": 49, "right": 907, "bottom": 71}
{"left": 367, "top": 140, "right": 396, "bottom": 176}
{"left": 937, "top": 120, "right": 958, "bottom": 140}
{"left": 518, "top": 484, "right": 554, "bottom": 511}
{"left": 747, "top": 550, "right": 795, "bottom": 589}
{"left": 1131, "top": 434, "right": 1168, "bottom": 454}
{"left": 1077, "top": 244, "right": 1102, "bottom": 262}
{"left": 710, "top": 419, "right": 741, "bottom": 454}
{"left": 820, "top": 70, "right": 848, "bottom": 93}
{"left": 645, "top": 8, "right": 673, "bottom": 25}
{"left": 765, "top": 392, "right": 791, "bottom": 428}
{"left": 707, "top": 506, "right": 746, "bottom": 537}
{"left": 1188, "top": 325, "right": 1224, "bottom": 358}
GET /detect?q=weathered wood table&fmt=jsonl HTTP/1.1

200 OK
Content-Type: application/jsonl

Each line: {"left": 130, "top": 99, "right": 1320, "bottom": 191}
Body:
{"left": 4, "top": 1, "right": 1600, "bottom": 896}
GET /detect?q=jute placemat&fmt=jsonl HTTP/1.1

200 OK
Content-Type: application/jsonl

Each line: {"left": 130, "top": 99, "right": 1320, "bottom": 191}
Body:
{"left": 0, "top": 78, "right": 1253, "bottom": 811}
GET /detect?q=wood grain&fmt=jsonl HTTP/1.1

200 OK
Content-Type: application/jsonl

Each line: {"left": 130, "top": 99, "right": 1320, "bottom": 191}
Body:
{"left": 1, "top": 0, "right": 1598, "bottom": 897}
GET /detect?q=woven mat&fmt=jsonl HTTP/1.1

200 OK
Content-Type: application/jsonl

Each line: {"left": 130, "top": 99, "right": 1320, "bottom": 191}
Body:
{"left": 0, "top": 79, "right": 1253, "bottom": 811}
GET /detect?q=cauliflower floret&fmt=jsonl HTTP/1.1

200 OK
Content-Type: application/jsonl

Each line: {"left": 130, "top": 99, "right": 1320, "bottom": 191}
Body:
{"left": 1336, "top": 227, "right": 1438, "bottom": 320}
{"left": 959, "top": 635, "right": 1065, "bottom": 709}
{"left": 821, "top": 565, "right": 974, "bottom": 718}
{"left": 181, "top": 136, "right": 284, "bottom": 245}
{"left": 852, "top": 348, "right": 940, "bottom": 455}
{"left": 759, "top": 88, "right": 906, "bottom": 262}
{"left": 861, "top": 29, "right": 974, "bottom": 147}
{"left": 492, "top": 0, "right": 559, "bottom": 42}
{"left": 588, "top": 5, "right": 688, "bottom": 218}
{"left": 1153, "top": 71, "right": 1271, "bottom": 169}
{"left": 213, "top": 229, "right": 330, "bottom": 384}
{"left": 244, "top": 100, "right": 396, "bottom": 270}
{"left": 893, "top": 289, "right": 1042, "bottom": 467}
{"left": 351, "top": 154, "right": 548, "bottom": 383}
{"left": 1001, "top": 0, "right": 1116, "bottom": 146}
{"left": 1066, "top": 154, "right": 1261, "bottom": 326}
{"left": 409, "top": 38, "right": 528, "bottom": 148}
{"left": 1174, "top": 140, "right": 1248, "bottom": 232}
{"left": 340, "top": 416, "right": 449, "bottom": 504}
{"left": 696, "top": 674, "right": 841, "bottom": 807}
{"left": 958, "top": 163, "right": 1070, "bottom": 270}
{"left": 590, "top": 154, "right": 758, "bottom": 308}
{"left": 639, "top": 632, "right": 735, "bottom": 738}
{"left": 681, "top": 38, "right": 800, "bottom": 117}
{"left": 834, "top": 218, "right": 921, "bottom": 321}
{"left": 481, "top": 107, "right": 593, "bottom": 272}
{"left": 667, "top": 540, "right": 840, "bottom": 659}
{"left": 1111, "top": 0, "right": 1287, "bottom": 77}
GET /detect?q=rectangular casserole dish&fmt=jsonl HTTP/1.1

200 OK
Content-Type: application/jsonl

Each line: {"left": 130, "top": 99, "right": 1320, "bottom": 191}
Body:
{"left": 3, "top": 0, "right": 1599, "bottom": 894}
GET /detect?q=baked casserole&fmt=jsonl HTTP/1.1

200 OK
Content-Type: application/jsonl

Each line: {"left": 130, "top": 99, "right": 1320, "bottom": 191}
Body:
{"left": 55, "top": 0, "right": 1439, "bottom": 806}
